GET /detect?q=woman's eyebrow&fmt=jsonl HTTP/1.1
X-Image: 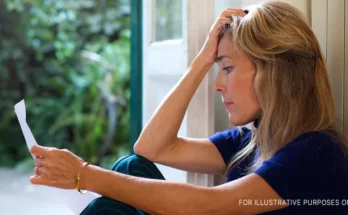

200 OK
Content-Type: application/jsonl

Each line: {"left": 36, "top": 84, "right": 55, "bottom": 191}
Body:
{"left": 215, "top": 55, "right": 235, "bottom": 63}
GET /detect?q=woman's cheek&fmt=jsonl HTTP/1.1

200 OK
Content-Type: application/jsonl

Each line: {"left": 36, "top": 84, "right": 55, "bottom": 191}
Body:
{"left": 227, "top": 76, "right": 242, "bottom": 95}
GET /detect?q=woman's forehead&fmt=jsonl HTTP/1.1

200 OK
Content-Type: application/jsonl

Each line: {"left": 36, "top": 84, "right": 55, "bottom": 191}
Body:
{"left": 217, "top": 35, "right": 241, "bottom": 59}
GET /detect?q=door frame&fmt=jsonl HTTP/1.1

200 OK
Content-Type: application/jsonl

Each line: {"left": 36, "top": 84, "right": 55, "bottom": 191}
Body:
{"left": 130, "top": 0, "right": 143, "bottom": 152}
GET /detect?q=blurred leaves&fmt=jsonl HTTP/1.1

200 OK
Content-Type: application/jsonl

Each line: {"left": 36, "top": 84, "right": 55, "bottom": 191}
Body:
{"left": 0, "top": 0, "right": 131, "bottom": 169}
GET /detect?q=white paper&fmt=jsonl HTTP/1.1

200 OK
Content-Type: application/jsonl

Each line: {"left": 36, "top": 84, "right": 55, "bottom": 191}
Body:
{"left": 14, "top": 99, "right": 100, "bottom": 215}
{"left": 14, "top": 100, "right": 38, "bottom": 151}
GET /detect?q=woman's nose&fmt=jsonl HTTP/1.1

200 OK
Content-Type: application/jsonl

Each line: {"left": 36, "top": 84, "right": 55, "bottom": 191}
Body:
{"left": 213, "top": 72, "right": 225, "bottom": 93}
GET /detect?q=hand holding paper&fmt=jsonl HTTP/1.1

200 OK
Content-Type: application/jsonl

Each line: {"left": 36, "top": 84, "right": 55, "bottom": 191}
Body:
{"left": 14, "top": 99, "right": 100, "bottom": 214}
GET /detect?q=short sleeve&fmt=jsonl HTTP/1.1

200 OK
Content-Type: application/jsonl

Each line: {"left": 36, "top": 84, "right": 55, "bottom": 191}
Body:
{"left": 208, "top": 127, "right": 252, "bottom": 165}
{"left": 254, "top": 132, "right": 345, "bottom": 200}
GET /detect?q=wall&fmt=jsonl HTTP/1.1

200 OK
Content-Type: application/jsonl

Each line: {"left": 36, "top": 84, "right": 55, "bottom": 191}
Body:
{"left": 311, "top": 0, "right": 348, "bottom": 138}
{"left": 270, "top": 0, "right": 311, "bottom": 22}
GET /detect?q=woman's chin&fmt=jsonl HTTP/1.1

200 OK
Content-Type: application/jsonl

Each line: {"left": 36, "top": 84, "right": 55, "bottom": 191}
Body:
{"left": 229, "top": 115, "right": 250, "bottom": 126}
{"left": 229, "top": 115, "right": 241, "bottom": 126}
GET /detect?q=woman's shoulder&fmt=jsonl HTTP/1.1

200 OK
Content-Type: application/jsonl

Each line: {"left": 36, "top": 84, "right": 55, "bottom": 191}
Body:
{"left": 214, "top": 126, "right": 252, "bottom": 136}
{"left": 209, "top": 126, "right": 252, "bottom": 143}
{"left": 208, "top": 126, "right": 253, "bottom": 165}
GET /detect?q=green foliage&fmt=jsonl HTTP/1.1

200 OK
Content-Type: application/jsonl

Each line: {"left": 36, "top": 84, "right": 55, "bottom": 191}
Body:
{"left": 0, "top": 0, "right": 131, "bottom": 169}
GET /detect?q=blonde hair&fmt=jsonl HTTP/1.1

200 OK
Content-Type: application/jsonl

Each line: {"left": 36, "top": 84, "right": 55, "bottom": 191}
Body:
{"left": 220, "top": 1, "right": 348, "bottom": 177}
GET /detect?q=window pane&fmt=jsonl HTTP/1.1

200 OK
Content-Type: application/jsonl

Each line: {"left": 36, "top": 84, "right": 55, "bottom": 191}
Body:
{"left": 0, "top": 0, "right": 131, "bottom": 213}
{"left": 153, "top": 0, "right": 182, "bottom": 41}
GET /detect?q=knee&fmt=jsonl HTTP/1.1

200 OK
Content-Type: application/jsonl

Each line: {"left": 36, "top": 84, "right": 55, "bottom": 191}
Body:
{"left": 111, "top": 154, "right": 165, "bottom": 180}
{"left": 81, "top": 197, "right": 135, "bottom": 215}
{"left": 80, "top": 197, "right": 112, "bottom": 214}
{"left": 111, "top": 154, "right": 152, "bottom": 172}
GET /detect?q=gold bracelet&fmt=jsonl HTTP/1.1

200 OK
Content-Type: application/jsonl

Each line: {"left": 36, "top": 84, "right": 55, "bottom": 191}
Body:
{"left": 75, "top": 162, "right": 89, "bottom": 194}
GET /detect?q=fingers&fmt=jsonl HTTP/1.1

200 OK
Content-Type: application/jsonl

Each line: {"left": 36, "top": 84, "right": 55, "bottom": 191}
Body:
{"left": 30, "top": 145, "right": 49, "bottom": 158}
{"left": 34, "top": 157, "right": 45, "bottom": 167}
{"left": 216, "top": 17, "right": 232, "bottom": 28}
{"left": 211, "top": 8, "right": 247, "bottom": 36}
{"left": 220, "top": 8, "right": 247, "bottom": 18}
{"left": 34, "top": 166, "right": 47, "bottom": 177}
{"left": 33, "top": 155, "right": 48, "bottom": 177}
{"left": 29, "top": 147, "right": 84, "bottom": 189}
{"left": 30, "top": 175, "right": 53, "bottom": 186}
{"left": 210, "top": 17, "right": 232, "bottom": 38}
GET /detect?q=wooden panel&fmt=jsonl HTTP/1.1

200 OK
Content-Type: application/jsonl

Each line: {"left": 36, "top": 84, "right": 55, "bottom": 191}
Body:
{"left": 274, "top": 0, "right": 311, "bottom": 22}
{"left": 186, "top": 0, "right": 215, "bottom": 187}
{"left": 311, "top": 0, "right": 328, "bottom": 58}
{"left": 327, "top": 0, "right": 345, "bottom": 134}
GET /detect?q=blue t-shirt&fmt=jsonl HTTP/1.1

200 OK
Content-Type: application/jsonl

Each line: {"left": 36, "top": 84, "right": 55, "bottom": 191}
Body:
{"left": 209, "top": 121, "right": 348, "bottom": 214}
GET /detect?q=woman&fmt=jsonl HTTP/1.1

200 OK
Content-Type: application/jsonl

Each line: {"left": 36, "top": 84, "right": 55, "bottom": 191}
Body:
{"left": 30, "top": 2, "right": 348, "bottom": 215}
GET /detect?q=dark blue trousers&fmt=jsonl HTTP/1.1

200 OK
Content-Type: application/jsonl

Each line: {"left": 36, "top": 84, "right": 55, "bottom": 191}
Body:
{"left": 80, "top": 154, "right": 165, "bottom": 215}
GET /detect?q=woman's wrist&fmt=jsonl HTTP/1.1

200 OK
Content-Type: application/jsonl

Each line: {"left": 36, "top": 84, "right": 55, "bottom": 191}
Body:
{"left": 190, "top": 56, "right": 213, "bottom": 74}
{"left": 79, "top": 163, "right": 97, "bottom": 191}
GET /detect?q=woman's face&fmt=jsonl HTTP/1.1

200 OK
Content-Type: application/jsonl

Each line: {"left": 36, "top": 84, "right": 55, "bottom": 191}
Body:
{"left": 214, "top": 35, "right": 261, "bottom": 126}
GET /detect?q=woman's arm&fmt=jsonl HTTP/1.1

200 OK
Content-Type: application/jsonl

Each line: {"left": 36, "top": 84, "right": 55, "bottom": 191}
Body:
{"left": 134, "top": 8, "right": 246, "bottom": 160}
{"left": 134, "top": 8, "right": 247, "bottom": 174}
{"left": 133, "top": 58, "right": 210, "bottom": 158}
{"left": 135, "top": 59, "right": 226, "bottom": 175}
{"left": 30, "top": 145, "right": 287, "bottom": 215}
{"left": 83, "top": 164, "right": 288, "bottom": 215}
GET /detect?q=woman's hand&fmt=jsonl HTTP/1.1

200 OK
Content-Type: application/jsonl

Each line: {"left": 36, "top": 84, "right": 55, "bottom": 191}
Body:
{"left": 29, "top": 145, "right": 85, "bottom": 189}
{"left": 197, "top": 8, "right": 247, "bottom": 65}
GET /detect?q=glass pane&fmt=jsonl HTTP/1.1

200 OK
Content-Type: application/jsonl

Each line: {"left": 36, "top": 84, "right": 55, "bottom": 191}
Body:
{"left": 153, "top": 0, "right": 182, "bottom": 41}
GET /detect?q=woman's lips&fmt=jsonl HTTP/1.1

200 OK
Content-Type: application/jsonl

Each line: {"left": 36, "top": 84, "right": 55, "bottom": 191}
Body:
{"left": 223, "top": 101, "right": 234, "bottom": 109}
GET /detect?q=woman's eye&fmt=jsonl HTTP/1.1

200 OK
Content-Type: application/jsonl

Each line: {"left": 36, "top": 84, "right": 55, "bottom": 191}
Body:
{"left": 223, "top": 66, "right": 234, "bottom": 74}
